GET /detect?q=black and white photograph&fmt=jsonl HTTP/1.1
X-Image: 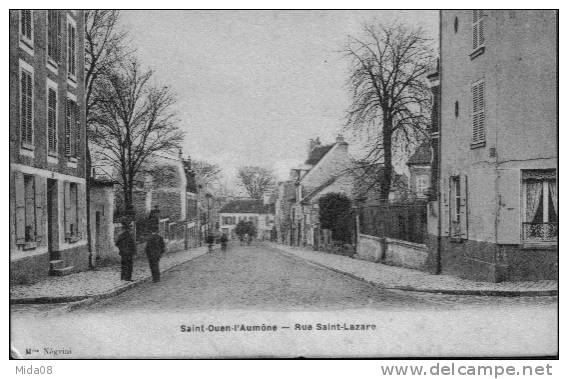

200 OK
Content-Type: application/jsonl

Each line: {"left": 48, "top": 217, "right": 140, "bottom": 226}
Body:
{"left": 9, "top": 9, "right": 558, "bottom": 360}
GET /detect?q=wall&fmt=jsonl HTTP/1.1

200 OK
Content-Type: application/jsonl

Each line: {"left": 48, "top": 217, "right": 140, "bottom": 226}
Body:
{"left": 357, "top": 234, "right": 428, "bottom": 271}
{"left": 90, "top": 184, "right": 117, "bottom": 263}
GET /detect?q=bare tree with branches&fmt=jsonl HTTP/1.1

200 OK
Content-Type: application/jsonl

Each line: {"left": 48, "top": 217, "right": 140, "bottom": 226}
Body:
{"left": 84, "top": 10, "right": 131, "bottom": 262}
{"left": 90, "top": 59, "right": 184, "bottom": 217}
{"left": 344, "top": 23, "right": 434, "bottom": 202}
{"left": 237, "top": 166, "right": 276, "bottom": 199}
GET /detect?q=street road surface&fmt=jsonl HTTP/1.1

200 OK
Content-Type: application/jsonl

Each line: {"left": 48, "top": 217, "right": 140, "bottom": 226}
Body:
{"left": 11, "top": 243, "right": 557, "bottom": 358}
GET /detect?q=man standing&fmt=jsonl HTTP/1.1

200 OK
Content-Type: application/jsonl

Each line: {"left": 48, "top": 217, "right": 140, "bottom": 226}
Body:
{"left": 116, "top": 222, "right": 136, "bottom": 281}
{"left": 145, "top": 220, "right": 165, "bottom": 283}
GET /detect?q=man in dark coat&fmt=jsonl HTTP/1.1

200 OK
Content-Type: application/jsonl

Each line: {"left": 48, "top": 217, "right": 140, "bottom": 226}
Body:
{"left": 145, "top": 219, "right": 165, "bottom": 283}
{"left": 116, "top": 222, "right": 136, "bottom": 281}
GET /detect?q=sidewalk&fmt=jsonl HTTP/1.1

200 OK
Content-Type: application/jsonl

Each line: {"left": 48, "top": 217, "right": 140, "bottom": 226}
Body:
{"left": 268, "top": 243, "right": 558, "bottom": 296}
{"left": 10, "top": 245, "right": 209, "bottom": 304}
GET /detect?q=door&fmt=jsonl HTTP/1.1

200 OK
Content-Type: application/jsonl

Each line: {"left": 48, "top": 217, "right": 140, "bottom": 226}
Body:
{"left": 46, "top": 179, "right": 56, "bottom": 260}
{"left": 95, "top": 211, "right": 102, "bottom": 259}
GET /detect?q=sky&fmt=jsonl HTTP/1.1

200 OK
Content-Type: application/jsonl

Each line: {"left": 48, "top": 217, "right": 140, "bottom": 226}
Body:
{"left": 120, "top": 10, "right": 438, "bottom": 186}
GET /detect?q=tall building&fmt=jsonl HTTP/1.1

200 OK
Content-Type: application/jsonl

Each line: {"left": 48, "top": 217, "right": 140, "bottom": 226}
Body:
{"left": 428, "top": 10, "right": 557, "bottom": 281}
{"left": 10, "top": 10, "right": 87, "bottom": 283}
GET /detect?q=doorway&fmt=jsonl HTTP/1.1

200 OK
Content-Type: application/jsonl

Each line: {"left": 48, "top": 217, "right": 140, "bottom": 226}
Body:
{"left": 46, "top": 179, "right": 57, "bottom": 260}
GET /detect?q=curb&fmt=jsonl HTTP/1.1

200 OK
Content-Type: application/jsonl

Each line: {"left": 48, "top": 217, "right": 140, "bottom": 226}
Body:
{"left": 10, "top": 248, "right": 209, "bottom": 306}
{"left": 268, "top": 244, "right": 558, "bottom": 297}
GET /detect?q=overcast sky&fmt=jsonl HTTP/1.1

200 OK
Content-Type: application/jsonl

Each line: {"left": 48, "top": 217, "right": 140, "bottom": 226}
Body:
{"left": 121, "top": 10, "right": 438, "bottom": 185}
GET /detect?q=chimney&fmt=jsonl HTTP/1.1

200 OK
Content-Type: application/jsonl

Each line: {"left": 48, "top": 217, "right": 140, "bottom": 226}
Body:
{"left": 307, "top": 137, "right": 321, "bottom": 157}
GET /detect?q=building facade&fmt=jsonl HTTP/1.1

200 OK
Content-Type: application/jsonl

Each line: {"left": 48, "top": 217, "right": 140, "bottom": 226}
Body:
{"left": 218, "top": 199, "right": 275, "bottom": 240}
{"left": 428, "top": 10, "right": 558, "bottom": 282}
{"left": 10, "top": 10, "right": 88, "bottom": 283}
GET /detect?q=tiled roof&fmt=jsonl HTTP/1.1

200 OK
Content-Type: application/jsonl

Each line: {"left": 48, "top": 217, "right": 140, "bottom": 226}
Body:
{"left": 305, "top": 144, "right": 334, "bottom": 165}
{"left": 407, "top": 142, "right": 432, "bottom": 166}
{"left": 219, "top": 199, "right": 273, "bottom": 214}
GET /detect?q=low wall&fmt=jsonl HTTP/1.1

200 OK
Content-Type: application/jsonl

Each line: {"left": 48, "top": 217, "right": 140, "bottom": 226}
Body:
{"left": 383, "top": 238, "right": 428, "bottom": 271}
{"left": 357, "top": 234, "right": 428, "bottom": 271}
{"left": 356, "top": 234, "right": 384, "bottom": 262}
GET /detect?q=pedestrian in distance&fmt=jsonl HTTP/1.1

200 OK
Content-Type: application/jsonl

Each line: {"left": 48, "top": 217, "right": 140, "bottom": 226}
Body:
{"left": 220, "top": 233, "right": 228, "bottom": 251}
{"left": 145, "top": 219, "right": 165, "bottom": 283}
{"left": 116, "top": 222, "right": 136, "bottom": 281}
{"left": 206, "top": 233, "right": 215, "bottom": 253}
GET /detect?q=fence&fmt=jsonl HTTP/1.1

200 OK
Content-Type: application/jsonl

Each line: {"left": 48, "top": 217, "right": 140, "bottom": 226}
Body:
{"left": 359, "top": 203, "right": 427, "bottom": 245}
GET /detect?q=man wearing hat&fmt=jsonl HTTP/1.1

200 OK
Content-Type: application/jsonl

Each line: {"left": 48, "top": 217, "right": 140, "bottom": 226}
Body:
{"left": 116, "top": 221, "right": 136, "bottom": 281}
{"left": 145, "top": 217, "right": 165, "bottom": 283}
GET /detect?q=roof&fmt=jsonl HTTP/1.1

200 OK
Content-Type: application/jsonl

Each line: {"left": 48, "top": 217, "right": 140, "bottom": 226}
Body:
{"left": 407, "top": 142, "right": 432, "bottom": 166}
{"left": 219, "top": 199, "right": 273, "bottom": 214}
{"left": 305, "top": 144, "right": 334, "bottom": 165}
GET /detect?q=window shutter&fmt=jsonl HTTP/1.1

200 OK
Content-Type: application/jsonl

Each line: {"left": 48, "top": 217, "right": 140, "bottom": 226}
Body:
{"left": 64, "top": 181, "right": 71, "bottom": 237}
{"left": 34, "top": 175, "right": 45, "bottom": 242}
{"left": 443, "top": 177, "right": 450, "bottom": 235}
{"left": 20, "top": 71, "right": 28, "bottom": 144}
{"left": 69, "top": 25, "right": 76, "bottom": 76}
{"left": 75, "top": 102, "right": 80, "bottom": 157}
{"left": 65, "top": 99, "right": 71, "bottom": 156}
{"left": 77, "top": 183, "right": 86, "bottom": 238}
{"left": 56, "top": 12, "right": 62, "bottom": 63}
{"left": 26, "top": 73, "right": 33, "bottom": 144}
{"left": 460, "top": 175, "right": 469, "bottom": 240}
{"left": 48, "top": 88, "right": 57, "bottom": 152}
{"left": 472, "top": 81, "right": 485, "bottom": 144}
{"left": 496, "top": 169, "right": 521, "bottom": 244}
{"left": 15, "top": 172, "right": 26, "bottom": 244}
{"left": 478, "top": 13, "right": 485, "bottom": 47}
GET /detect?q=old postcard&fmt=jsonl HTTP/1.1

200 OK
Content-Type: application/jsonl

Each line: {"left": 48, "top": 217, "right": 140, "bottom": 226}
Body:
{"left": 9, "top": 9, "right": 557, "bottom": 359}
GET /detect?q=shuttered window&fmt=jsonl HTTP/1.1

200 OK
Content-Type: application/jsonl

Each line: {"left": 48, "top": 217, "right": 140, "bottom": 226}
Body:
{"left": 20, "top": 67, "right": 33, "bottom": 146}
{"left": 47, "top": 87, "right": 58, "bottom": 154}
{"left": 47, "top": 10, "right": 62, "bottom": 64}
{"left": 67, "top": 21, "right": 76, "bottom": 78}
{"left": 472, "top": 10, "right": 486, "bottom": 50}
{"left": 65, "top": 99, "right": 78, "bottom": 157}
{"left": 20, "top": 10, "right": 33, "bottom": 43}
{"left": 472, "top": 80, "right": 485, "bottom": 145}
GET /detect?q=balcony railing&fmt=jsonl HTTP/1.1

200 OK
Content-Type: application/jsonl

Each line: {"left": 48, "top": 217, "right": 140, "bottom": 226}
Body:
{"left": 522, "top": 222, "right": 558, "bottom": 243}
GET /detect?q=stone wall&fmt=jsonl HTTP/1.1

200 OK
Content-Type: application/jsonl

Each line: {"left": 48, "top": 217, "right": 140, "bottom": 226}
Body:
{"left": 357, "top": 234, "right": 428, "bottom": 271}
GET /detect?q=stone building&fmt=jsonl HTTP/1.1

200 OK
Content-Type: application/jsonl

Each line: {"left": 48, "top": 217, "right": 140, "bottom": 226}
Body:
{"left": 218, "top": 199, "right": 275, "bottom": 240}
{"left": 428, "top": 10, "right": 557, "bottom": 282}
{"left": 10, "top": 10, "right": 88, "bottom": 283}
{"left": 89, "top": 177, "right": 117, "bottom": 263}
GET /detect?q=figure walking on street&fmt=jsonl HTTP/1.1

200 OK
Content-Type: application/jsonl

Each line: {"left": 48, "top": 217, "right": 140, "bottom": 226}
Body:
{"left": 145, "top": 220, "right": 165, "bottom": 283}
{"left": 116, "top": 222, "right": 136, "bottom": 281}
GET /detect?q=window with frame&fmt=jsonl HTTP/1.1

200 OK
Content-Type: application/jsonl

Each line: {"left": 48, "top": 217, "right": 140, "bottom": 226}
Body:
{"left": 65, "top": 98, "right": 78, "bottom": 158}
{"left": 471, "top": 80, "right": 485, "bottom": 146}
{"left": 472, "top": 10, "right": 486, "bottom": 51}
{"left": 47, "top": 86, "right": 58, "bottom": 154}
{"left": 47, "top": 10, "right": 62, "bottom": 66}
{"left": 20, "top": 10, "right": 33, "bottom": 47}
{"left": 20, "top": 66, "right": 33, "bottom": 147}
{"left": 522, "top": 170, "right": 557, "bottom": 244}
{"left": 67, "top": 20, "right": 76, "bottom": 79}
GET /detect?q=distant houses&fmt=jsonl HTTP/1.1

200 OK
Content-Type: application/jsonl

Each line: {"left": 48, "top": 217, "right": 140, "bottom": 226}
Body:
{"left": 218, "top": 199, "right": 275, "bottom": 240}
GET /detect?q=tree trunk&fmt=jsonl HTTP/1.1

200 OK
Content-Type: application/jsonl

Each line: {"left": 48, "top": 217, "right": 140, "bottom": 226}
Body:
{"left": 86, "top": 143, "right": 93, "bottom": 269}
{"left": 381, "top": 114, "right": 393, "bottom": 203}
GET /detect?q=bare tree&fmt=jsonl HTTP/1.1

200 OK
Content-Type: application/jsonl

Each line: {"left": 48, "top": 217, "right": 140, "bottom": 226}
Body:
{"left": 237, "top": 166, "right": 276, "bottom": 199}
{"left": 192, "top": 159, "right": 222, "bottom": 187}
{"left": 90, "top": 59, "right": 184, "bottom": 217}
{"left": 84, "top": 10, "right": 131, "bottom": 263}
{"left": 344, "top": 23, "right": 434, "bottom": 202}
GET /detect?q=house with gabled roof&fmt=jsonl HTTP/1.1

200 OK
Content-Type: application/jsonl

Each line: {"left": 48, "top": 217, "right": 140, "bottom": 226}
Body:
{"left": 218, "top": 199, "right": 275, "bottom": 240}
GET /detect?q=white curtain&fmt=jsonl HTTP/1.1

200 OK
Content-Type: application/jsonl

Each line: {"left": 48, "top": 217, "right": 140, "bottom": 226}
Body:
{"left": 525, "top": 181, "right": 543, "bottom": 223}
{"left": 548, "top": 180, "right": 557, "bottom": 218}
